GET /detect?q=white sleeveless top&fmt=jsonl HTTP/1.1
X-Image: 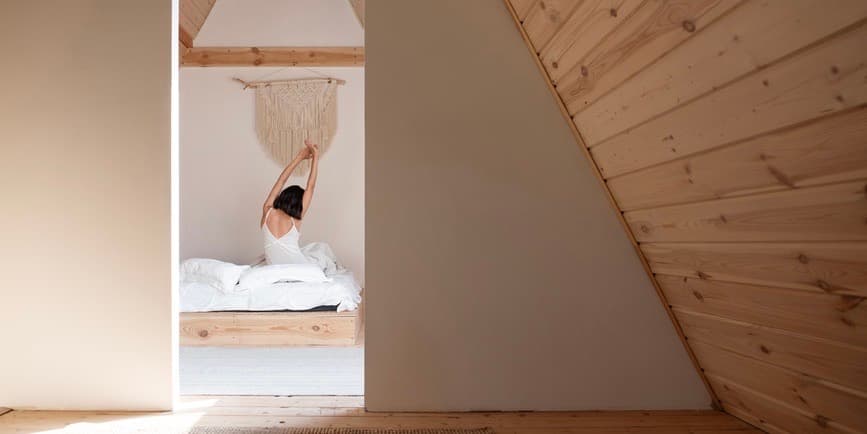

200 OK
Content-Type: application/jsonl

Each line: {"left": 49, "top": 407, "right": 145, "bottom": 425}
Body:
{"left": 263, "top": 208, "right": 309, "bottom": 265}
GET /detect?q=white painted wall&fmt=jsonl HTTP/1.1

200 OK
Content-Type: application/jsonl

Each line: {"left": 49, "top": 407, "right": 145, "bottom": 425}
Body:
{"left": 180, "top": 67, "right": 365, "bottom": 283}
{"left": 0, "top": 1, "right": 173, "bottom": 410}
{"left": 195, "top": 0, "right": 363, "bottom": 46}
{"left": 365, "top": 0, "right": 710, "bottom": 411}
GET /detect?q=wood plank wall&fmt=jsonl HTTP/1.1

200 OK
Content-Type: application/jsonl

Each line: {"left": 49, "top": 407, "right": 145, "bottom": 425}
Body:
{"left": 505, "top": 0, "right": 867, "bottom": 432}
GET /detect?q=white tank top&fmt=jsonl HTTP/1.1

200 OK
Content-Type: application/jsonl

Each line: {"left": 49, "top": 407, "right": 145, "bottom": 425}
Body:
{"left": 263, "top": 208, "right": 309, "bottom": 265}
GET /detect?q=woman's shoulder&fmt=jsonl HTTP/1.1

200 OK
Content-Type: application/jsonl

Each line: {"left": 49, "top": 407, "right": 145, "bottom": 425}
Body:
{"left": 267, "top": 208, "right": 302, "bottom": 230}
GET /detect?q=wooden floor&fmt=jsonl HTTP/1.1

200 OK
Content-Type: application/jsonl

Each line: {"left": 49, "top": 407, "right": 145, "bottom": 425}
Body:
{"left": 0, "top": 396, "right": 760, "bottom": 434}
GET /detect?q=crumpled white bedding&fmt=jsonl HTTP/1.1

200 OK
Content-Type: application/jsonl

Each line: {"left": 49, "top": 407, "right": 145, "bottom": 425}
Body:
{"left": 180, "top": 270, "right": 362, "bottom": 313}
{"left": 180, "top": 242, "right": 361, "bottom": 313}
{"left": 301, "top": 243, "right": 344, "bottom": 275}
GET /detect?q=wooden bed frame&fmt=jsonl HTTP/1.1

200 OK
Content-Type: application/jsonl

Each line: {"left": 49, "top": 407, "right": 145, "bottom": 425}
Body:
{"left": 180, "top": 309, "right": 361, "bottom": 347}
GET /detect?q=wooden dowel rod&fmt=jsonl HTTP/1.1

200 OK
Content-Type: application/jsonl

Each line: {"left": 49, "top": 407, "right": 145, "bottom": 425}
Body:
{"left": 232, "top": 77, "right": 346, "bottom": 89}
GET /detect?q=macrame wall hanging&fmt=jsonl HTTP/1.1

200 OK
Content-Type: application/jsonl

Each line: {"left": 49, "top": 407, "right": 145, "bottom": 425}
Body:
{"left": 234, "top": 77, "right": 343, "bottom": 174}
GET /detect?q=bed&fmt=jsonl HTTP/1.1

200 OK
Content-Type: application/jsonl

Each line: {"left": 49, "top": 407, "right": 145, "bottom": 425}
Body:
{"left": 179, "top": 268, "right": 362, "bottom": 347}
{"left": 179, "top": 310, "right": 361, "bottom": 346}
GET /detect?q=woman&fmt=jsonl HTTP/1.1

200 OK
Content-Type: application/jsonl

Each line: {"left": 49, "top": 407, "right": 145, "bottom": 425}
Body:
{"left": 261, "top": 139, "right": 320, "bottom": 265}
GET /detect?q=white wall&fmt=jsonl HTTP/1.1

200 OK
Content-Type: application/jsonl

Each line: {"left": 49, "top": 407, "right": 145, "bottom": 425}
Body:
{"left": 365, "top": 0, "right": 710, "bottom": 411}
{"left": 0, "top": 1, "right": 173, "bottom": 410}
{"left": 195, "top": 0, "right": 363, "bottom": 46}
{"left": 180, "top": 67, "right": 365, "bottom": 283}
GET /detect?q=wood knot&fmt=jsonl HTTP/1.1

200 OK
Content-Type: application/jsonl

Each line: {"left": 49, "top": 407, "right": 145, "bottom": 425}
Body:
{"left": 759, "top": 345, "right": 770, "bottom": 354}
{"left": 762, "top": 79, "right": 769, "bottom": 87}
{"left": 797, "top": 254, "right": 809, "bottom": 264}
{"left": 312, "top": 325, "right": 321, "bottom": 332}
{"left": 539, "top": 1, "right": 546, "bottom": 10}
{"left": 662, "top": 134, "right": 674, "bottom": 142}
{"left": 835, "top": 94, "right": 844, "bottom": 103}
{"left": 830, "top": 65, "right": 839, "bottom": 75}
{"left": 817, "top": 279, "right": 832, "bottom": 292}
{"left": 718, "top": 214, "right": 728, "bottom": 223}
{"left": 640, "top": 224, "right": 651, "bottom": 234}
{"left": 836, "top": 295, "right": 865, "bottom": 312}
{"left": 250, "top": 47, "right": 261, "bottom": 54}
{"left": 697, "top": 271, "right": 711, "bottom": 280}
{"left": 580, "top": 65, "right": 589, "bottom": 77}
{"left": 692, "top": 291, "right": 704, "bottom": 301}
{"left": 551, "top": 61, "right": 559, "bottom": 69}
{"left": 253, "top": 58, "right": 263, "bottom": 66}
{"left": 609, "top": 8, "right": 617, "bottom": 17}
{"left": 815, "top": 415, "right": 829, "bottom": 428}
{"left": 682, "top": 20, "right": 696, "bottom": 32}
{"left": 767, "top": 166, "right": 794, "bottom": 187}
{"left": 198, "top": 330, "right": 209, "bottom": 338}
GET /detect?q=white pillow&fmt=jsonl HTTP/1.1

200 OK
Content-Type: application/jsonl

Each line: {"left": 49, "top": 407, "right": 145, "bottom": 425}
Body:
{"left": 180, "top": 258, "right": 249, "bottom": 293}
{"left": 239, "top": 263, "right": 329, "bottom": 289}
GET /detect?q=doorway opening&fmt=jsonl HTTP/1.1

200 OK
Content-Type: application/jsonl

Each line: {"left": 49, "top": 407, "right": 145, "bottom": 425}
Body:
{"left": 176, "top": 0, "right": 365, "bottom": 398}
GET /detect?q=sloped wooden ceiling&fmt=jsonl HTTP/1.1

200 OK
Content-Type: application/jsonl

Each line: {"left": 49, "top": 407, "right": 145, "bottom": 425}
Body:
{"left": 505, "top": 0, "right": 867, "bottom": 432}
{"left": 349, "top": 0, "right": 365, "bottom": 28}
{"left": 179, "top": 0, "right": 216, "bottom": 50}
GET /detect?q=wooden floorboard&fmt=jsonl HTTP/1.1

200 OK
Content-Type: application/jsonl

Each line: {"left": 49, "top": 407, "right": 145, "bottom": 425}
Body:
{"left": 0, "top": 396, "right": 760, "bottom": 433}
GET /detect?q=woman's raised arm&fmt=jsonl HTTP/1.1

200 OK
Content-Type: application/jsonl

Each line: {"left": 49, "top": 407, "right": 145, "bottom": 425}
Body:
{"left": 261, "top": 147, "right": 310, "bottom": 225}
{"left": 301, "top": 140, "right": 320, "bottom": 218}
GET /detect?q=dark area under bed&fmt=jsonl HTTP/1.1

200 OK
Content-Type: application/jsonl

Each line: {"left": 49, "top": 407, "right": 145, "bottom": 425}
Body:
{"left": 215, "top": 305, "right": 339, "bottom": 313}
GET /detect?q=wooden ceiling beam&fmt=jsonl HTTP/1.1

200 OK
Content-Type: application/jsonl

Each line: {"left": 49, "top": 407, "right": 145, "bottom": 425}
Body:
{"left": 179, "top": 40, "right": 189, "bottom": 61}
{"left": 181, "top": 47, "right": 365, "bottom": 67}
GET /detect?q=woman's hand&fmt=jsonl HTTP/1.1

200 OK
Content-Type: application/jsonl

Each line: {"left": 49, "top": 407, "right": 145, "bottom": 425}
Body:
{"left": 295, "top": 146, "right": 312, "bottom": 160}
{"left": 304, "top": 139, "right": 320, "bottom": 159}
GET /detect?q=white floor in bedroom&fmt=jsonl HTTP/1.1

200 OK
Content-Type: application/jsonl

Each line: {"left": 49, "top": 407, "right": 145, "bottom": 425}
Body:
{"left": 179, "top": 346, "right": 364, "bottom": 395}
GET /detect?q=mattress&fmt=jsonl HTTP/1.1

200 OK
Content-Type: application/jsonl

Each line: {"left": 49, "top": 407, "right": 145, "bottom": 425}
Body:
{"left": 180, "top": 271, "right": 362, "bottom": 313}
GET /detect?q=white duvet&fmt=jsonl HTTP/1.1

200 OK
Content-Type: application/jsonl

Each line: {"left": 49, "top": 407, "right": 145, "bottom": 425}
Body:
{"left": 180, "top": 242, "right": 362, "bottom": 313}
{"left": 180, "top": 270, "right": 361, "bottom": 312}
